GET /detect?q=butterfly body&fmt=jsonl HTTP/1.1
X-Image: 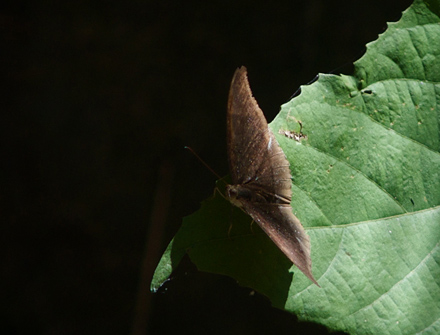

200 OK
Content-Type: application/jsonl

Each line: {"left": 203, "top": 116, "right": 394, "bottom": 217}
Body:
{"left": 226, "top": 184, "right": 290, "bottom": 207}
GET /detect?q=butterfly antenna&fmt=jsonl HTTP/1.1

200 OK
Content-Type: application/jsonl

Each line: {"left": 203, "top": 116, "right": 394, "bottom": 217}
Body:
{"left": 184, "top": 146, "right": 223, "bottom": 180}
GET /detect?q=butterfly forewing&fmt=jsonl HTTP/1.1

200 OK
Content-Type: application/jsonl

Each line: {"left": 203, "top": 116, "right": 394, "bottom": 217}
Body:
{"left": 227, "top": 68, "right": 292, "bottom": 201}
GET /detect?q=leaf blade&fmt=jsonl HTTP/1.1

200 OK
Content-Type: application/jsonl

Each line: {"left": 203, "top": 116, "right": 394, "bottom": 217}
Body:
{"left": 152, "top": 1, "right": 440, "bottom": 333}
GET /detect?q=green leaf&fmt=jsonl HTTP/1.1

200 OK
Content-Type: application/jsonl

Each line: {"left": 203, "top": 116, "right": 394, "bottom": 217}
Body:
{"left": 152, "top": 0, "right": 440, "bottom": 334}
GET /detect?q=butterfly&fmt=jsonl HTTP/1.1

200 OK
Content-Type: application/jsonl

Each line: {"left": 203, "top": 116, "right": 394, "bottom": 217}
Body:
{"left": 225, "top": 67, "right": 318, "bottom": 285}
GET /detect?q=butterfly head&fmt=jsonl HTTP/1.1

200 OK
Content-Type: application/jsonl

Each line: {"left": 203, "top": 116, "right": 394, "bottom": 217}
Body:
{"left": 225, "top": 184, "right": 252, "bottom": 209}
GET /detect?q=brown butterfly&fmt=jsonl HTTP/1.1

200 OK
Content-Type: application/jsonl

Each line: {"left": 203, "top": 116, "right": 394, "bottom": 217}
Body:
{"left": 226, "top": 67, "right": 318, "bottom": 286}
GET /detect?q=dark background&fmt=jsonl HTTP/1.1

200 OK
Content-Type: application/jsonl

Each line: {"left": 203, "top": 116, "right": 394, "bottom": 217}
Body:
{"left": 3, "top": 0, "right": 413, "bottom": 334}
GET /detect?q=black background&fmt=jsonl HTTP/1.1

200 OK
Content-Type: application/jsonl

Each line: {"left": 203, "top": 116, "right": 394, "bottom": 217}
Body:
{"left": 3, "top": 0, "right": 413, "bottom": 334}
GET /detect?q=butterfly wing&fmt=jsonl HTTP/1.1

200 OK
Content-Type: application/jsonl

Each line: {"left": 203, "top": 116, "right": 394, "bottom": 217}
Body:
{"left": 227, "top": 67, "right": 292, "bottom": 202}
{"left": 226, "top": 67, "right": 317, "bottom": 285}
{"left": 241, "top": 199, "right": 318, "bottom": 286}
